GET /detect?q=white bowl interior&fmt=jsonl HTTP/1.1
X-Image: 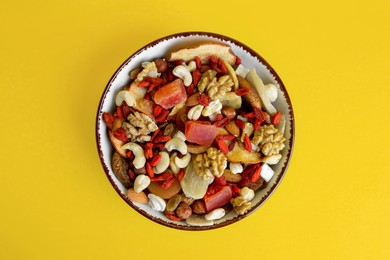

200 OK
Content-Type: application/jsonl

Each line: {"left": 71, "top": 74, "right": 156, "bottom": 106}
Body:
{"left": 97, "top": 33, "right": 294, "bottom": 229}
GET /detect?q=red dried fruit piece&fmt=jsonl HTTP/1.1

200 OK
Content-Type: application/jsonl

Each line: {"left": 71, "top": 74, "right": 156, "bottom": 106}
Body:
{"left": 235, "top": 56, "right": 241, "bottom": 65}
{"left": 146, "top": 162, "right": 154, "bottom": 178}
{"left": 152, "top": 135, "right": 171, "bottom": 143}
{"left": 102, "top": 112, "right": 115, "bottom": 129}
{"left": 228, "top": 138, "right": 237, "bottom": 151}
{"left": 235, "top": 118, "right": 246, "bottom": 129}
{"left": 112, "top": 128, "right": 128, "bottom": 143}
{"left": 138, "top": 80, "right": 151, "bottom": 87}
{"left": 214, "top": 175, "right": 226, "bottom": 186}
{"left": 151, "top": 172, "right": 173, "bottom": 182}
{"left": 235, "top": 88, "right": 251, "bottom": 96}
{"left": 271, "top": 112, "right": 281, "bottom": 125}
{"left": 126, "top": 150, "right": 133, "bottom": 159}
{"left": 243, "top": 133, "right": 252, "bottom": 152}
{"left": 250, "top": 164, "right": 262, "bottom": 183}
{"left": 218, "top": 59, "right": 228, "bottom": 74}
{"left": 254, "top": 107, "right": 265, "bottom": 119}
{"left": 177, "top": 169, "right": 185, "bottom": 181}
{"left": 197, "top": 93, "right": 211, "bottom": 106}
{"left": 210, "top": 55, "right": 218, "bottom": 64}
{"left": 150, "top": 154, "right": 162, "bottom": 167}
{"left": 216, "top": 139, "right": 229, "bottom": 155}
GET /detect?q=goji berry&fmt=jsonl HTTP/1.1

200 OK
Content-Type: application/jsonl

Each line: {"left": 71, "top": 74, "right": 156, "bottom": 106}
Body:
{"left": 241, "top": 112, "right": 255, "bottom": 119}
{"left": 197, "top": 93, "right": 211, "bottom": 106}
{"left": 235, "top": 88, "right": 251, "bottom": 96}
{"left": 195, "top": 56, "right": 201, "bottom": 70}
{"left": 144, "top": 143, "right": 153, "bottom": 159}
{"left": 161, "top": 177, "right": 175, "bottom": 189}
{"left": 235, "top": 118, "right": 246, "bottom": 129}
{"left": 187, "top": 83, "right": 195, "bottom": 96}
{"left": 243, "top": 133, "right": 252, "bottom": 152}
{"left": 102, "top": 112, "right": 114, "bottom": 129}
{"left": 128, "top": 169, "right": 135, "bottom": 180}
{"left": 218, "top": 59, "right": 228, "bottom": 74}
{"left": 235, "top": 56, "right": 241, "bottom": 65}
{"left": 154, "top": 143, "right": 165, "bottom": 150}
{"left": 192, "top": 69, "right": 202, "bottom": 87}
{"left": 138, "top": 80, "right": 151, "bottom": 87}
{"left": 216, "top": 139, "right": 229, "bottom": 155}
{"left": 213, "top": 117, "right": 230, "bottom": 128}
{"left": 126, "top": 150, "right": 133, "bottom": 159}
{"left": 271, "top": 112, "right": 281, "bottom": 125}
{"left": 177, "top": 169, "right": 185, "bottom": 181}
{"left": 112, "top": 128, "right": 128, "bottom": 142}
{"left": 253, "top": 118, "right": 262, "bottom": 130}
{"left": 151, "top": 172, "right": 172, "bottom": 182}
{"left": 146, "top": 162, "right": 154, "bottom": 178}
{"left": 216, "top": 134, "right": 236, "bottom": 141}
{"left": 143, "top": 93, "right": 151, "bottom": 100}
{"left": 216, "top": 113, "right": 223, "bottom": 121}
{"left": 150, "top": 128, "right": 161, "bottom": 142}
{"left": 116, "top": 106, "right": 124, "bottom": 119}
{"left": 165, "top": 213, "right": 182, "bottom": 221}
{"left": 150, "top": 154, "right": 162, "bottom": 167}
{"left": 152, "top": 135, "right": 171, "bottom": 143}
{"left": 121, "top": 101, "right": 131, "bottom": 118}
{"left": 210, "top": 55, "right": 218, "bottom": 64}
{"left": 155, "top": 109, "right": 170, "bottom": 123}
{"left": 250, "top": 165, "right": 262, "bottom": 183}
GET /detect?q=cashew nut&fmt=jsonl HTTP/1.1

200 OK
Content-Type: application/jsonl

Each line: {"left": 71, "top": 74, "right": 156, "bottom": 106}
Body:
{"left": 187, "top": 61, "right": 196, "bottom": 72}
{"left": 121, "top": 142, "right": 146, "bottom": 169}
{"left": 229, "top": 163, "right": 243, "bottom": 174}
{"left": 134, "top": 175, "right": 151, "bottom": 193}
{"left": 173, "top": 130, "right": 187, "bottom": 142}
{"left": 264, "top": 83, "right": 278, "bottom": 102}
{"left": 165, "top": 137, "right": 187, "bottom": 155}
{"left": 169, "top": 152, "right": 180, "bottom": 174}
{"left": 205, "top": 208, "right": 225, "bottom": 221}
{"left": 187, "top": 104, "right": 204, "bottom": 120}
{"left": 172, "top": 65, "right": 192, "bottom": 87}
{"left": 202, "top": 99, "right": 222, "bottom": 117}
{"left": 148, "top": 193, "right": 166, "bottom": 212}
{"left": 240, "top": 187, "right": 255, "bottom": 201}
{"left": 154, "top": 152, "right": 170, "bottom": 174}
{"left": 174, "top": 153, "right": 191, "bottom": 169}
{"left": 115, "top": 90, "right": 136, "bottom": 107}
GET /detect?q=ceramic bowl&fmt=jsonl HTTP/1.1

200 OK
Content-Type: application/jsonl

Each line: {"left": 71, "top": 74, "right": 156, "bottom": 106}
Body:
{"left": 96, "top": 32, "right": 294, "bottom": 230}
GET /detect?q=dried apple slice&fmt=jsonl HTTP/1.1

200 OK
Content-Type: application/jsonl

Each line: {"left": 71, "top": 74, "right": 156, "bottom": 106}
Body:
{"left": 108, "top": 130, "right": 126, "bottom": 158}
{"left": 237, "top": 76, "right": 261, "bottom": 109}
{"left": 168, "top": 43, "right": 237, "bottom": 65}
{"left": 227, "top": 142, "right": 261, "bottom": 163}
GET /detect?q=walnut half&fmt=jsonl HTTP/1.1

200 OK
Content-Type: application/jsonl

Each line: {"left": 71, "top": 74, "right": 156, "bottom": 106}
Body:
{"left": 123, "top": 111, "right": 158, "bottom": 143}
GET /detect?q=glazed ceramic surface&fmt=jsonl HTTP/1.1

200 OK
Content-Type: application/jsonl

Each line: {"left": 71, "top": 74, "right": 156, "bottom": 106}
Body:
{"left": 96, "top": 32, "right": 295, "bottom": 230}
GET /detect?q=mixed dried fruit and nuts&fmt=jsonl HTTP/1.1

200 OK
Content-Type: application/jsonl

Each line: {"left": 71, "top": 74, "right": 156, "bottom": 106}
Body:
{"left": 102, "top": 42, "right": 286, "bottom": 226}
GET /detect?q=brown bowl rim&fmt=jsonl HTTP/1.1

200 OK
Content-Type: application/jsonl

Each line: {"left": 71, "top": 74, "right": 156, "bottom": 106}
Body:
{"left": 96, "top": 31, "right": 295, "bottom": 231}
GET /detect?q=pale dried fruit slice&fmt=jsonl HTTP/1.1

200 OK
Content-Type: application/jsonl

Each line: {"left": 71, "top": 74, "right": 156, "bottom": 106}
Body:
{"left": 127, "top": 188, "right": 148, "bottom": 204}
{"left": 227, "top": 142, "right": 261, "bottom": 163}
{"left": 168, "top": 43, "right": 237, "bottom": 65}
{"left": 108, "top": 130, "right": 126, "bottom": 157}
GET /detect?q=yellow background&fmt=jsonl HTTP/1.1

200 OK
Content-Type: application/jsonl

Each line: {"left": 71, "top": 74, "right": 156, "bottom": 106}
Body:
{"left": 1, "top": 0, "right": 389, "bottom": 259}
